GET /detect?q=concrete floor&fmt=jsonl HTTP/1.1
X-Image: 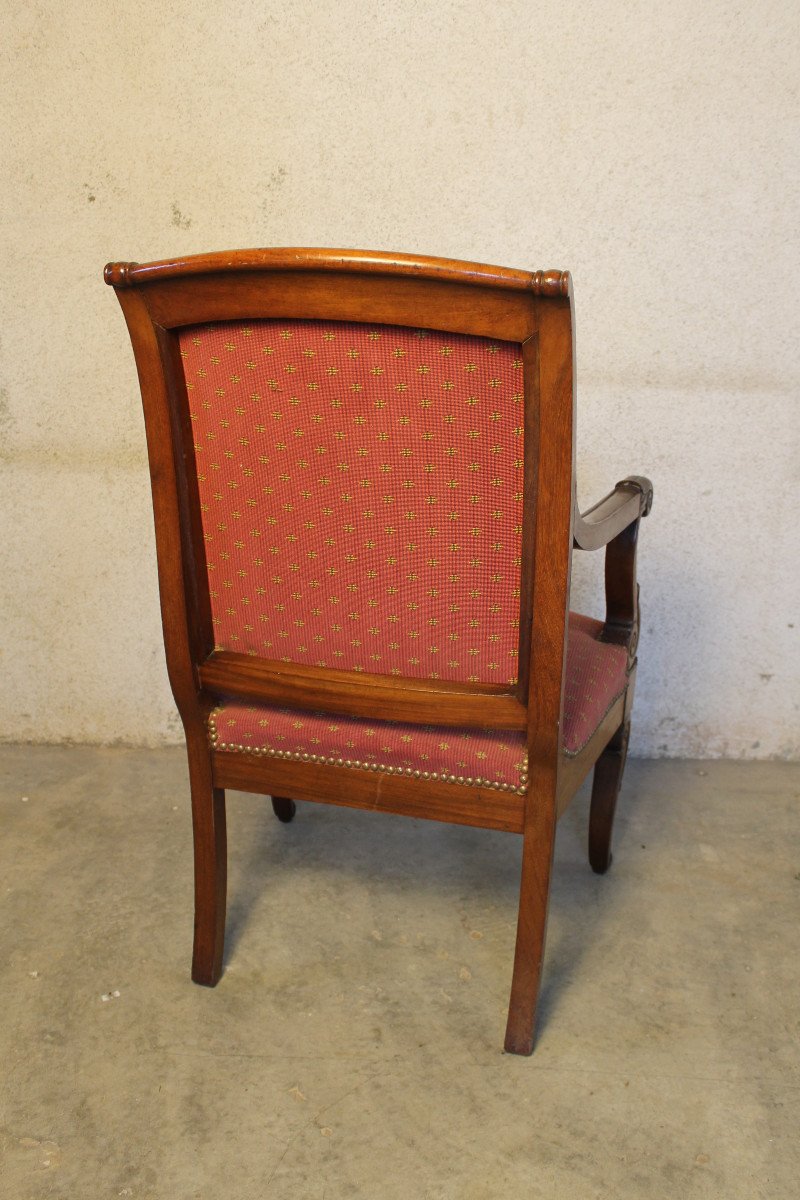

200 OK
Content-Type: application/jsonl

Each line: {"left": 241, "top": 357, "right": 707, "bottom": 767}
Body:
{"left": 1, "top": 748, "right": 798, "bottom": 1199}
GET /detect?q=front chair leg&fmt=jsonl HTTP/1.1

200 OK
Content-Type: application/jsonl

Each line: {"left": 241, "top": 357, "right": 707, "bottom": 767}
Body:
{"left": 187, "top": 744, "right": 227, "bottom": 986}
{"left": 271, "top": 795, "right": 297, "bottom": 823}
{"left": 588, "top": 719, "right": 630, "bottom": 875}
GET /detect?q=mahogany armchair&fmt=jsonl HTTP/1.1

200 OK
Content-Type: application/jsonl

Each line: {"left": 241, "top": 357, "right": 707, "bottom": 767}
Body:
{"left": 105, "top": 248, "right": 652, "bottom": 1055}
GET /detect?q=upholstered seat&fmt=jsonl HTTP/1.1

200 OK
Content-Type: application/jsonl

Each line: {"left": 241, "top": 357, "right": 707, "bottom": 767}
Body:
{"left": 210, "top": 612, "right": 629, "bottom": 790}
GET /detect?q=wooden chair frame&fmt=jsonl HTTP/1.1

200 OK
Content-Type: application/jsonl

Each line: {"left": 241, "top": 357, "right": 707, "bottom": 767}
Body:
{"left": 105, "top": 248, "right": 652, "bottom": 1054}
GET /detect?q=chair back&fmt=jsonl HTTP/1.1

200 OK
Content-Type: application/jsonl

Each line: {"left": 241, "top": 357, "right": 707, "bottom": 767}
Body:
{"left": 106, "top": 250, "right": 576, "bottom": 754}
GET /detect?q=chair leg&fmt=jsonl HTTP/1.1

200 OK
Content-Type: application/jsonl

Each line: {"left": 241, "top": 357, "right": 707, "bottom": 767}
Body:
{"left": 271, "top": 795, "right": 297, "bottom": 823}
{"left": 187, "top": 747, "right": 227, "bottom": 987}
{"left": 504, "top": 796, "right": 558, "bottom": 1056}
{"left": 588, "top": 720, "right": 630, "bottom": 875}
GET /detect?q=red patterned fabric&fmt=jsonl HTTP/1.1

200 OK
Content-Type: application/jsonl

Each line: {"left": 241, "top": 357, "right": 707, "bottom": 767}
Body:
{"left": 209, "top": 612, "right": 629, "bottom": 788}
{"left": 180, "top": 319, "right": 524, "bottom": 685}
{"left": 564, "top": 614, "right": 629, "bottom": 754}
{"left": 210, "top": 703, "right": 529, "bottom": 793}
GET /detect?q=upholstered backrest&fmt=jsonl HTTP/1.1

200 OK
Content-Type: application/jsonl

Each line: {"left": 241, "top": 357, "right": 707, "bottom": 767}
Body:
{"left": 180, "top": 318, "right": 524, "bottom": 687}
{"left": 106, "top": 249, "right": 576, "bottom": 736}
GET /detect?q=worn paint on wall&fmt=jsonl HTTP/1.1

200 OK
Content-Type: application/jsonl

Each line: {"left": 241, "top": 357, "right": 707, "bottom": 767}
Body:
{"left": 1, "top": 1, "right": 798, "bottom": 756}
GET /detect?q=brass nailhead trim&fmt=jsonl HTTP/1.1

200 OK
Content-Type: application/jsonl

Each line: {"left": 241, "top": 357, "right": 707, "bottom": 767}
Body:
{"left": 208, "top": 709, "right": 528, "bottom": 795}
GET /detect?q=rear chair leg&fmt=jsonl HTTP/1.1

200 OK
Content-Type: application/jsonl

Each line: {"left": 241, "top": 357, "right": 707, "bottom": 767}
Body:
{"left": 588, "top": 720, "right": 630, "bottom": 875}
{"left": 187, "top": 745, "right": 227, "bottom": 986}
{"left": 271, "top": 795, "right": 297, "bottom": 823}
{"left": 504, "top": 792, "right": 558, "bottom": 1056}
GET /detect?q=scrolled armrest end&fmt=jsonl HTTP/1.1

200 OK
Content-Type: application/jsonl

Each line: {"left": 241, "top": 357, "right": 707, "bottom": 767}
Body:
{"left": 616, "top": 475, "right": 653, "bottom": 518}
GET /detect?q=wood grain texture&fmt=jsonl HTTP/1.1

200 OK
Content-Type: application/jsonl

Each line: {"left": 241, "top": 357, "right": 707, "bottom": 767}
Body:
{"left": 137, "top": 272, "right": 537, "bottom": 343}
{"left": 185, "top": 725, "right": 227, "bottom": 986}
{"left": 573, "top": 476, "right": 653, "bottom": 551}
{"left": 588, "top": 720, "right": 630, "bottom": 874}
{"left": 505, "top": 291, "right": 576, "bottom": 1055}
{"left": 199, "top": 653, "right": 527, "bottom": 731}
{"left": 104, "top": 247, "right": 568, "bottom": 295}
{"left": 105, "top": 247, "right": 650, "bottom": 1056}
{"left": 213, "top": 751, "right": 525, "bottom": 833}
{"left": 589, "top": 666, "right": 637, "bottom": 873}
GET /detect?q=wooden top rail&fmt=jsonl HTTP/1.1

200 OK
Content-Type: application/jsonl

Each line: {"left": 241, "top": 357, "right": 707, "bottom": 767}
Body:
{"left": 104, "top": 248, "right": 570, "bottom": 297}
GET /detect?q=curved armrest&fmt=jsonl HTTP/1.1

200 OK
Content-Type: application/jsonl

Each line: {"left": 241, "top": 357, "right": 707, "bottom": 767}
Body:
{"left": 573, "top": 475, "right": 653, "bottom": 551}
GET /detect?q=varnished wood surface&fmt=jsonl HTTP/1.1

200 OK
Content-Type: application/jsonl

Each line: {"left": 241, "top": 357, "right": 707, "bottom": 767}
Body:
{"left": 589, "top": 666, "right": 637, "bottom": 873}
{"left": 213, "top": 752, "right": 525, "bottom": 834}
{"left": 588, "top": 721, "right": 629, "bottom": 874}
{"left": 112, "top": 288, "right": 207, "bottom": 724}
{"left": 200, "top": 652, "right": 527, "bottom": 731}
{"left": 573, "top": 476, "right": 653, "bottom": 552}
{"left": 105, "top": 246, "right": 651, "bottom": 1055}
{"left": 105, "top": 248, "right": 569, "bottom": 296}
{"left": 141, "top": 272, "right": 539, "bottom": 343}
{"left": 185, "top": 725, "right": 227, "bottom": 987}
{"left": 504, "top": 290, "right": 575, "bottom": 1055}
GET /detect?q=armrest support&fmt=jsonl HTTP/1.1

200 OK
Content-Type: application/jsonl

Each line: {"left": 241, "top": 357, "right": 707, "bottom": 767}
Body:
{"left": 573, "top": 476, "right": 654, "bottom": 667}
{"left": 573, "top": 475, "right": 653, "bottom": 551}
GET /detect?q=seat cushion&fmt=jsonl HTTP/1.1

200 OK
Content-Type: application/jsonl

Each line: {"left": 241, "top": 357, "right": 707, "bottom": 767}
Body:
{"left": 564, "top": 613, "right": 629, "bottom": 756}
{"left": 209, "top": 612, "right": 629, "bottom": 792}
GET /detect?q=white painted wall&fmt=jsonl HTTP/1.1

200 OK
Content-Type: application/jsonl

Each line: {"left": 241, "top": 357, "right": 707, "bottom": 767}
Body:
{"left": 2, "top": 1, "right": 798, "bottom": 756}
